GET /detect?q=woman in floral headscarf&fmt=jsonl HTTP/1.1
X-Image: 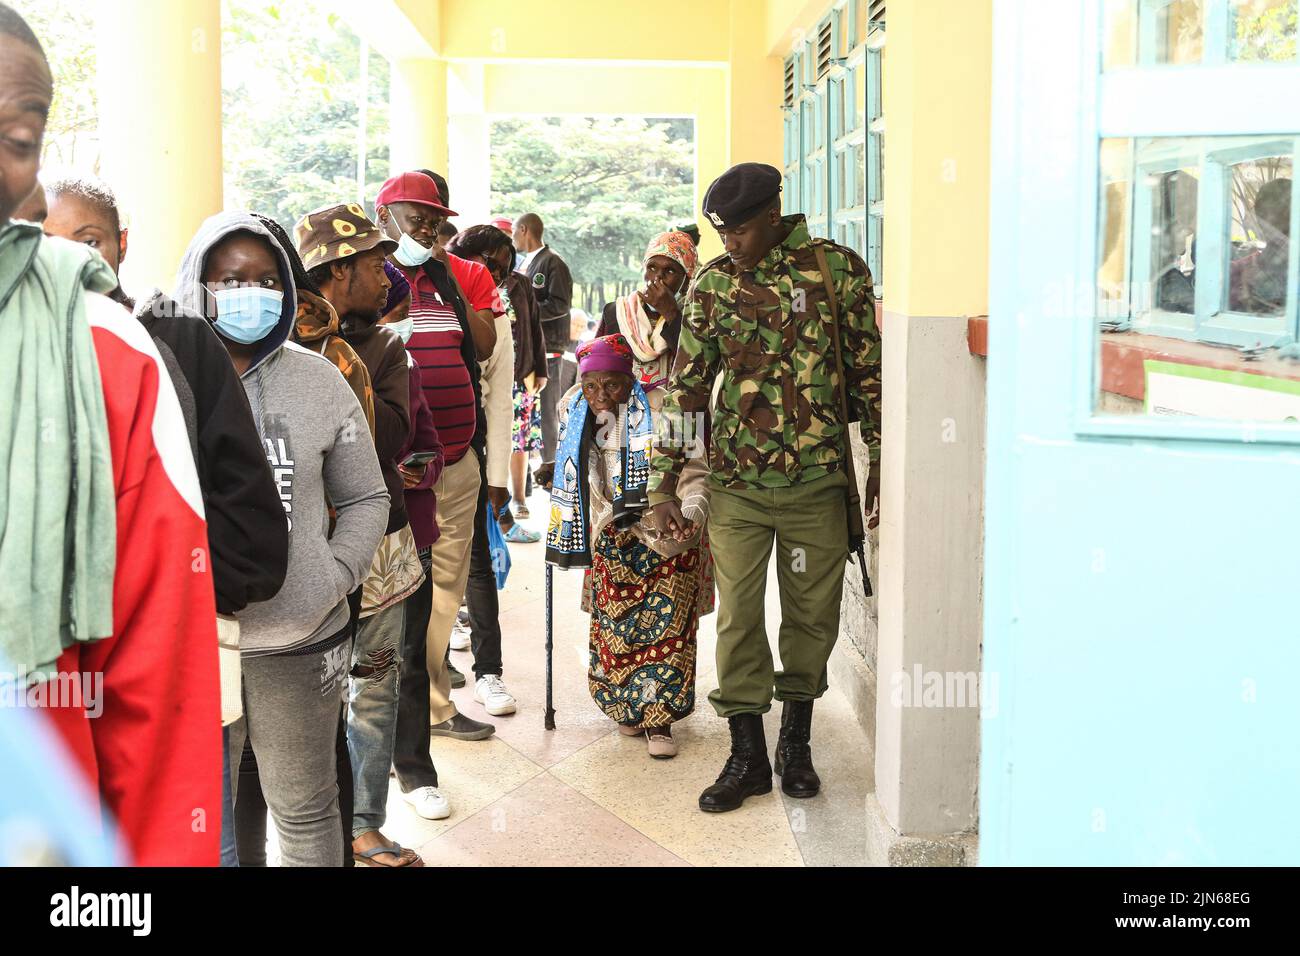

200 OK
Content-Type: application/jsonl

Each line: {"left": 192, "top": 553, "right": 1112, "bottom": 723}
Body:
{"left": 538, "top": 333, "right": 712, "bottom": 759}
{"left": 596, "top": 230, "right": 698, "bottom": 390}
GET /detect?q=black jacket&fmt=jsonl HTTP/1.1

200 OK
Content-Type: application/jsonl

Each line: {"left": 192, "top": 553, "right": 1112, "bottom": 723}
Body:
{"left": 522, "top": 246, "right": 574, "bottom": 352}
{"left": 506, "top": 272, "right": 548, "bottom": 385}
{"left": 136, "top": 293, "right": 290, "bottom": 615}
{"left": 420, "top": 258, "right": 487, "bottom": 460}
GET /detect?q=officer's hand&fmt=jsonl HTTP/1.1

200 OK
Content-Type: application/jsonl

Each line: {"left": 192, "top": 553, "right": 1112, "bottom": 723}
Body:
{"left": 651, "top": 500, "right": 688, "bottom": 538}
{"left": 534, "top": 462, "right": 555, "bottom": 490}
{"left": 864, "top": 469, "right": 880, "bottom": 531}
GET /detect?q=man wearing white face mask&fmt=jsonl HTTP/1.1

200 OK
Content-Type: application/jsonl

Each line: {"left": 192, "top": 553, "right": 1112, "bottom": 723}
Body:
{"left": 297, "top": 203, "right": 428, "bottom": 867}
{"left": 173, "top": 212, "right": 390, "bottom": 867}
{"left": 373, "top": 172, "right": 499, "bottom": 829}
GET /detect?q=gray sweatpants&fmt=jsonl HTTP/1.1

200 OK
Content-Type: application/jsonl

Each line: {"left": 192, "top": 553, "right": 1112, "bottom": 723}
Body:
{"left": 228, "top": 629, "right": 350, "bottom": 867}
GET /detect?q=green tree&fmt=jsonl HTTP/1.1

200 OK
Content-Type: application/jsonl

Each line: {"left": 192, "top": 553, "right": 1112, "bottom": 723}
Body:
{"left": 490, "top": 116, "right": 695, "bottom": 316}
{"left": 223, "top": 0, "right": 389, "bottom": 233}
{"left": 1232, "top": 0, "right": 1298, "bottom": 62}
{"left": 10, "top": 0, "right": 99, "bottom": 171}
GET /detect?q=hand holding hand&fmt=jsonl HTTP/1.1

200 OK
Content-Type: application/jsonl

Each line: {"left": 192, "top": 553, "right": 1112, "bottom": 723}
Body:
{"left": 651, "top": 500, "right": 690, "bottom": 540}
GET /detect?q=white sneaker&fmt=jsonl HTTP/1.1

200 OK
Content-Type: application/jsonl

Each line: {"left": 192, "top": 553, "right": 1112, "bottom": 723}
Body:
{"left": 450, "top": 624, "right": 471, "bottom": 651}
{"left": 474, "top": 675, "right": 517, "bottom": 716}
{"left": 402, "top": 786, "right": 451, "bottom": 821}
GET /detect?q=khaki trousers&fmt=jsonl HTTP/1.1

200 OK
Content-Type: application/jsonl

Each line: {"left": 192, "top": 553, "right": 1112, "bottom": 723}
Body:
{"left": 706, "top": 471, "right": 849, "bottom": 717}
{"left": 425, "top": 449, "right": 482, "bottom": 724}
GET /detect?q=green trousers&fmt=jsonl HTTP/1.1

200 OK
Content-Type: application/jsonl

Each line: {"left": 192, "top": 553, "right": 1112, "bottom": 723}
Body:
{"left": 706, "top": 470, "right": 849, "bottom": 717}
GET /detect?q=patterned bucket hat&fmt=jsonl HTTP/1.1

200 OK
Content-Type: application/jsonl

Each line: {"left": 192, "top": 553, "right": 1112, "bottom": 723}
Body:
{"left": 294, "top": 202, "right": 398, "bottom": 272}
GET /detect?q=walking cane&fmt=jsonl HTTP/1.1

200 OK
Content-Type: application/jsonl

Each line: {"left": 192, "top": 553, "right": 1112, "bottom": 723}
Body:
{"left": 544, "top": 562, "right": 556, "bottom": 730}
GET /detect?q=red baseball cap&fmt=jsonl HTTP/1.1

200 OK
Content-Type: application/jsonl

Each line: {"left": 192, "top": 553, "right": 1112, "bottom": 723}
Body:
{"left": 491, "top": 216, "right": 514, "bottom": 233}
{"left": 375, "top": 171, "right": 458, "bottom": 218}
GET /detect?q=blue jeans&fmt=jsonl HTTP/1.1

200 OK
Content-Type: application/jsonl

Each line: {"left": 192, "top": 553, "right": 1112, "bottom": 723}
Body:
{"left": 347, "top": 599, "right": 407, "bottom": 837}
{"left": 220, "top": 724, "right": 239, "bottom": 867}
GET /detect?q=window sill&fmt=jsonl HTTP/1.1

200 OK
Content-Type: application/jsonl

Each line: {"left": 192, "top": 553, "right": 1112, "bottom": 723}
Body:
{"left": 967, "top": 315, "right": 988, "bottom": 356}
{"left": 1100, "top": 330, "right": 1300, "bottom": 401}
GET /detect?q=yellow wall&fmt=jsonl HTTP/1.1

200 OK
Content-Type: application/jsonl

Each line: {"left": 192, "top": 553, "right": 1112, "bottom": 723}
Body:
{"left": 764, "top": 0, "right": 834, "bottom": 55}
{"left": 439, "top": 0, "right": 732, "bottom": 61}
{"left": 369, "top": 0, "right": 787, "bottom": 263}
{"left": 395, "top": 0, "right": 441, "bottom": 52}
{"left": 477, "top": 62, "right": 731, "bottom": 262}
{"left": 730, "top": 1, "right": 786, "bottom": 178}
{"left": 882, "top": 0, "right": 992, "bottom": 318}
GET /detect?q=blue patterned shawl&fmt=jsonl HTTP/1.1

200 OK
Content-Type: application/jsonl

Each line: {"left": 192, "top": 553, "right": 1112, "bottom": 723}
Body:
{"left": 545, "top": 382, "right": 654, "bottom": 569}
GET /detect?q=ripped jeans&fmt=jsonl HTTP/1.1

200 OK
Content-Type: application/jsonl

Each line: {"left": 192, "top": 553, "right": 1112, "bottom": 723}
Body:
{"left": 346, "top": 598, "right": 407, "bottom": 838}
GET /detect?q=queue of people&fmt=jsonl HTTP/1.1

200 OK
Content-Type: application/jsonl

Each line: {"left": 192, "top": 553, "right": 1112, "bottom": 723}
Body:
{"left": 1, "top": 0, "right": 882, "bottom": 866}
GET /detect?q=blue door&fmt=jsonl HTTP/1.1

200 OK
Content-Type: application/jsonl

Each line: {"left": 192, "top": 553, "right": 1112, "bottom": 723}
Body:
{"left": 983, "top": 0, "right": 1300, "bottom": 865}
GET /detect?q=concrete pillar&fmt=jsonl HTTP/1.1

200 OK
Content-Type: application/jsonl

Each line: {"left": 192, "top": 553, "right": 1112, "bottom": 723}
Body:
{"left": 865, "top": 0, "right": 992, "bottom": 866}
{"left": 95, "top": 0, "right": 223, "bottom": 296}
{"left": 390, "top": 57, "right": 448, "bottom": 179}
{"left": 445, "top": 62, "right": 492, "bottom": 228}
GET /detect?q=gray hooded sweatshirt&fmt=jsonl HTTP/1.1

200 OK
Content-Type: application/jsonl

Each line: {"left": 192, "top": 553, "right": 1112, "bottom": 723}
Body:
{"left": 174, "top": 211, "right": 388, "bottom": 656}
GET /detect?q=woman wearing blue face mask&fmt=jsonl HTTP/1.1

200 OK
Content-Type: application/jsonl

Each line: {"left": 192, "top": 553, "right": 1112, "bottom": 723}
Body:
{"left": 173, "top": 213, "right": 390, "bottom": 868}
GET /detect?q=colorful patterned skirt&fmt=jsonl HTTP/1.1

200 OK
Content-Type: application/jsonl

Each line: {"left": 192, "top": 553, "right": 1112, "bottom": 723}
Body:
{"left": 588, "top": 525, "right": 699, "bottom": 728}
{"left": 512, "top": 382, "right": 543, "bottom": 453}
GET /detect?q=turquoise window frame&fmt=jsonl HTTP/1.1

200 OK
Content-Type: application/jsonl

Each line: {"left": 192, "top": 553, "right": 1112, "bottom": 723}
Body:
{"left": 803, "top": 10, "right": 836, "bottom": 240}
{"left": 1123, "top": 135, "right": 1299, "bottom": 347}
{"left": 865, "top": 20, "right": 883, "bottom": 295}
{"left": 1078, "top": 0, "right": 1300, "bottom": 445}
{"left": 1228, "top": 0, "right": 1300, "bottom": 63}
{"left": 783, "top": 50, "right": 803, "bottom": 222}
{"left": 830, "top": 6, "right": 869, "bottom": 260}
{"left": 780, "top": 1, "right": 873, "bottom": 280}
{"left": 1136, "top": 0, "right": 1300, "bottom": 66}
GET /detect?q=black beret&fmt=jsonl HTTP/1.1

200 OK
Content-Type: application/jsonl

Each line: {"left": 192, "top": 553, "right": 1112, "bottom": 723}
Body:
{"left": 702, "top": 163, "right": 782, "bottom": 230}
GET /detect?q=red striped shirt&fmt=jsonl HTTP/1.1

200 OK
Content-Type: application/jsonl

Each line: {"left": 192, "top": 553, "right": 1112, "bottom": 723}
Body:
{"left": 402, "top": 266, "right": 476, "bottom": 464}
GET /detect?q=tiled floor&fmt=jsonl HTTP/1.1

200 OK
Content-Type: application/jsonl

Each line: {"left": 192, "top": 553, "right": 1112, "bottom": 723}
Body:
{"left": 376, "top": 485, "right": 876, "bottom": 868}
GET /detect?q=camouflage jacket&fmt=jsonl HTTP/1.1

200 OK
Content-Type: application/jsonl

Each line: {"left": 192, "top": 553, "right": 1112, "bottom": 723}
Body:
{"left": 647, "top": 215, "right": 880, "bottom": 499}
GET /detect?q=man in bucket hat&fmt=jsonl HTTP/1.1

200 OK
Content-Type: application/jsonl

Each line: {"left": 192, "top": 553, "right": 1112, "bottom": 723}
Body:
{"left": 295, "top": 203, "right": 427, "bottom": 866}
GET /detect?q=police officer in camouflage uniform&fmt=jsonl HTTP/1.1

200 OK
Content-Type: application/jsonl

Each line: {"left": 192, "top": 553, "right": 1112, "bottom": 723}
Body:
{"left": 648, "top": 163, "right": 881, "bottom": 813}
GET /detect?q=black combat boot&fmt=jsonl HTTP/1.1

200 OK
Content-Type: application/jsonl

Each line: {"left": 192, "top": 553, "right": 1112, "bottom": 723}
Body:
{"left": 698, "top": 713, "right": 773, "bottom": 812}
{"left": 774, "top": 699, "right": 820, "bottom": 798}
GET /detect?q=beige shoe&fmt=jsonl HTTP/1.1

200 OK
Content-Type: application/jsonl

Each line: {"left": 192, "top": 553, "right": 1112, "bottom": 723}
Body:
{"left": 646, "top": 729, "right": 677, "bottom": 759}
{"left": 618, "top": 724, "right": 643, "bottom": 737}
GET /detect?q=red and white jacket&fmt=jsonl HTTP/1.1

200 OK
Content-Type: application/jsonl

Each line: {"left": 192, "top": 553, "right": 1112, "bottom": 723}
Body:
{"left": 43, "top": 293, "right": 220, "bottom": 867}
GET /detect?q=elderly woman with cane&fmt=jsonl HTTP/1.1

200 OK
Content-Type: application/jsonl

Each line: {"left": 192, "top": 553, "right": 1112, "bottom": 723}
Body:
{"left": 538, "top": 333, "right": 711, "bottom": 758}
